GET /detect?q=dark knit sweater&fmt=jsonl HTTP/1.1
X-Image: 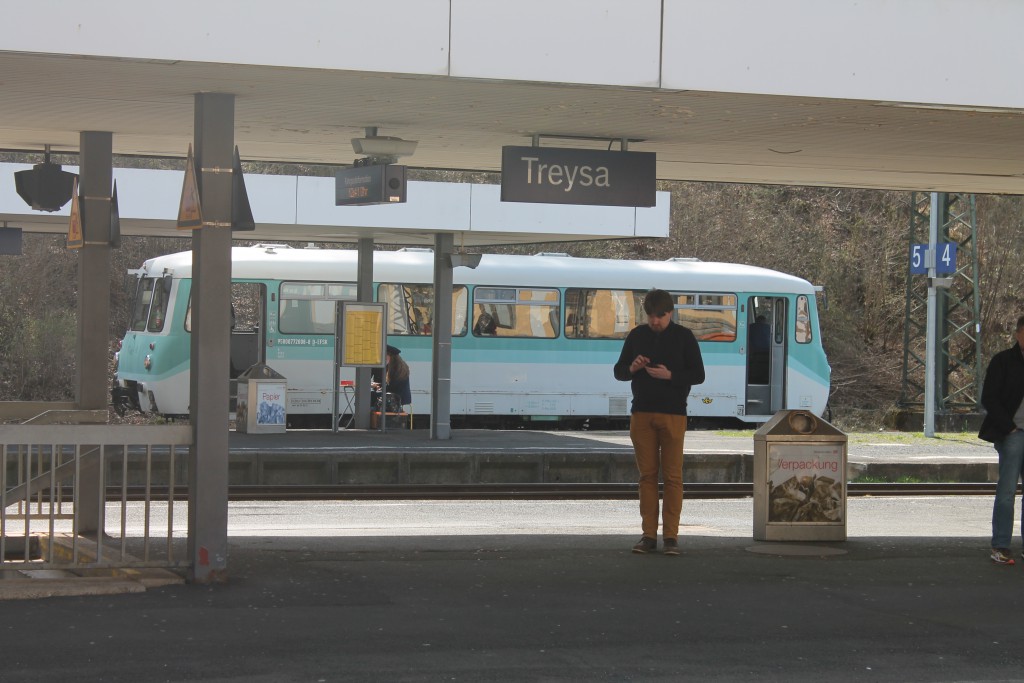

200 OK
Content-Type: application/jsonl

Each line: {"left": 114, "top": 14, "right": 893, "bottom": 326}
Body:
{"left": 613, "top": 321, "right": 705, "bottom": 415}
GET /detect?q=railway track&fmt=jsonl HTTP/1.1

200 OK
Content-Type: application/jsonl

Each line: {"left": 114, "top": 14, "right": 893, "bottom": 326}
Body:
{"left": 193, "top": 481, "right": 1002, "bottom": 501}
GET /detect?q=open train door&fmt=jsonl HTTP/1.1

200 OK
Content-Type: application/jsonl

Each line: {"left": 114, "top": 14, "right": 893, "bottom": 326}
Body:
{"left": 745, "top": 296, "right": 786, "bottom": 417}
{"left": 229, "top": 282, "right": 267, "bottom": 413}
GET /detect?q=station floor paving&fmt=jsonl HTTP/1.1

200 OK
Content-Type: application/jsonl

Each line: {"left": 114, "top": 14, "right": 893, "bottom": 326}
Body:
{"left": 4, "top": 495, "right": 1024, "bottom": 682}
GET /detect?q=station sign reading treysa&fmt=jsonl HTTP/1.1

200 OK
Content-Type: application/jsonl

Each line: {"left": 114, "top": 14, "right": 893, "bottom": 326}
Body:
{"left": 500, "top": 146, "right": 656, "bottom": 207}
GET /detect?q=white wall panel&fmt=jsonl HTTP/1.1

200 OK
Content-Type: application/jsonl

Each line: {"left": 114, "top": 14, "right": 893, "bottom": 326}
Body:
{"left": 5, "top": 1, "right": 451, "bottom": 75}
{"left": 663, "top": 0, "right": 1024, "bottom": 108}
{"left": 469, "top": 184, "right": 669, "bottom": 238}
{"left": 635, "top": 192, "right": 670, "bottom": 238}
{"left": 450, "top": 0, "right": 662, "bottom": 86}
{"left": 0, "top": 164, "right": 41, "bottom": 214}
{"left": 0, "top": 164, "right": 668, "bottom": 240}
{"left": 111, "top": 169, "right": 299, "bottom": 225}
{"left": 296, "top": 178, "right": 473, "bottom": 230}
{"left": 112, "top": 168, "right": 178, "bottom": 220}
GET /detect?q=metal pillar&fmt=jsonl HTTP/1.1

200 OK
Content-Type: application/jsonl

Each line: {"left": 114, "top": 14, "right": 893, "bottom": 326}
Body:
{"left": 75, "top": 131, "right": 112, "bottom": 534}
{"left": 187, "top": 93, "right": 234, "bottom": 583}
{"left": 353, "top": 238, "right": 374, "bottom": 430}
{"left": 900, "top": 193, "right": 982, "bottom": 427}
{"left": 431, "top": 233, "right": 454, "bottom": 440}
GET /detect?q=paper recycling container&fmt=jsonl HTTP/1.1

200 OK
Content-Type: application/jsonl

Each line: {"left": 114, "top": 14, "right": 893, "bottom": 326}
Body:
{"left": 236, "top": 363, "right": 287, "bottom": 434}
{"left": 753, "top": 410, "right": 847, "bottom": 541}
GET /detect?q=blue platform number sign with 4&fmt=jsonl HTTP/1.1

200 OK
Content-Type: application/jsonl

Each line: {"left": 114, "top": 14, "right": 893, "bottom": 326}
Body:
{"left": 910, "top": 243, "right": 957, "bottom": 275}
{"left": 936, "top": 242, "right": 957, "bottom": 274}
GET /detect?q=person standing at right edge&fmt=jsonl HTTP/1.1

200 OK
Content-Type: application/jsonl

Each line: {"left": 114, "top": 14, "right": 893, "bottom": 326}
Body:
{"left": 614, "top": 289, "right": 705, "bottom": 555}
{"left": 979, "top": 315, "right": 1024, "bottom": 565}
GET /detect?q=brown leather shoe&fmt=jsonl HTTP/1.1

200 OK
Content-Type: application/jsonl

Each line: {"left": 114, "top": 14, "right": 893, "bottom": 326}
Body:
{"left": 632, "top": 536, "right": 657, "bottom": 554}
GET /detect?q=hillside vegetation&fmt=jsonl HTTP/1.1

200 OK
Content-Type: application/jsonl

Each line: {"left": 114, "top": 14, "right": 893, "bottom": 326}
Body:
{"left": 1, "top": 176, "right": 1022, "bottom": 431}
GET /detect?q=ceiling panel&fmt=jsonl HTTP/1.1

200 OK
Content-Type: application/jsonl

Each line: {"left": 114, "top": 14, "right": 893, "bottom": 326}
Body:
{"left": 1, "top": 51, "right": 1022, "bottom": 197}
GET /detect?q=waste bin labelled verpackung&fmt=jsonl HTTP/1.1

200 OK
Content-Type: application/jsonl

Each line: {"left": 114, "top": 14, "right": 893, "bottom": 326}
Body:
{"left": 753, "top": 410, "right": 847, "bottom": 542}
{"left": 235, "top": 363, "right": 287, "bottom": 434}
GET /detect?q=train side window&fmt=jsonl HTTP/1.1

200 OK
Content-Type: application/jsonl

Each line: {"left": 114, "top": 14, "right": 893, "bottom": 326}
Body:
{"left": 279, "top": 299, "right": 310, "bottom": 333}
{"left": 671, "top": 292, "right": 737, "bottom": 342}
{"left": 565, "top": 288, "right": 646, "bottom": 339}
{"left": 378, "top": 283, "right": 467, "bottom": 336}
{"left": 795, "top": 295, "right": 812, "bottom": 343}
{"left": 279, "top": 281, "right": 355, "bottom": 334}
{"left": 452, "top": 286, "right": 468, "bottom": 336}
{"left": 379, "top": 283, "right": 420, "bottom": 335}
{"left": 473, "top": 287, "right": 558, "bottom": 338}
{"left": 564, "top": 289, "right": 583, "bottom": 338}
{"left": 130, "top": 278, "right": 155, "bottom": 332}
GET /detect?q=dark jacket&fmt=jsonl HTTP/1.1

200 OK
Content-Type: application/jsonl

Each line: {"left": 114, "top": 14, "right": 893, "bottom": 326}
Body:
{"left": 372, "top": 354, "right": 413, "bottom": 406}
{"left": 978, "top": 344, "right": 1024, "bottom": 443}
{"left": 613, "top": 321, "right": 705, "bottom": 415}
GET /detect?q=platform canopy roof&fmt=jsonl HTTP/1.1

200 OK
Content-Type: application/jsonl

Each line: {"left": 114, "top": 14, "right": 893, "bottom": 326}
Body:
{"left": 1, "top": 0, "right": 1023, "bottom": 245}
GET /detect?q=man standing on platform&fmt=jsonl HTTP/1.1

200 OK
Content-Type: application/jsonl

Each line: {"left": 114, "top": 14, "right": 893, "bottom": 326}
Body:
{"left": 980, "top": 315, "right": 1024, "bottom": 565}
{"left": 614, "top": 289, "right": 705, "bottom": 555}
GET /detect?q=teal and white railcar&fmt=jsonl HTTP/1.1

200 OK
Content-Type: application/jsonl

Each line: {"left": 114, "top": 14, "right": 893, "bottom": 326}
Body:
{"left": 114, "top": 244, "right": 830, "bottom": 427}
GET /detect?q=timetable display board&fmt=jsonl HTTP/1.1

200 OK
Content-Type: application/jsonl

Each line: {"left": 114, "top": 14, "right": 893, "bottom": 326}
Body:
{"left": 340, "top": 302, "right": 386, "bottom": 367}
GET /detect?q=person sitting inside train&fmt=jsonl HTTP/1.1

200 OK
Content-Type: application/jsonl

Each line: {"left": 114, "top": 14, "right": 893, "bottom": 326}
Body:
{"left": 371, "top": 345, "right": 412, "bottom": 411}
{"left": 473, "top": 310, "right": 497, "bottom": 336}
{"left": 748, "top": 314, "right": 771, "bottom": 384}
{"left": 750, "top": 314, "right": 771, "bottom": 352}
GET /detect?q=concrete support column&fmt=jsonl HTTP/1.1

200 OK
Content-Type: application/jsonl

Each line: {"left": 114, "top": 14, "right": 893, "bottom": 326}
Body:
{"left": 354, "top": 238, "right": 374, "bottom": 430}
{"left": 75, "top": 131, "right": 112, "bottom": 535}
{"left": 431, "top": 233, "right": 454, "bottom": 440}
{"left": 187, "top": 93, "right": 233, "bottom": 583}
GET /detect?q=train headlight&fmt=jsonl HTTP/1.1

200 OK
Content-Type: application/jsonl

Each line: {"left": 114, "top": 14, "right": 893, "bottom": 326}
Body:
{"left": 144, "top": 354, "right": 152, "bottom": 371}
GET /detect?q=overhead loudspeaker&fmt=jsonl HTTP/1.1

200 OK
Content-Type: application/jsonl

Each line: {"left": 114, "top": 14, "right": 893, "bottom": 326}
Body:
{"left": 383, "top": 164, "right": 406, "bottom": 203}
{"left": 14, "top": 161, "right": 77, "bottom": 212}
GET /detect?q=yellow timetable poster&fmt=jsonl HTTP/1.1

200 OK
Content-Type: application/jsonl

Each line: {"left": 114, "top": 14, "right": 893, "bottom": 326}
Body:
{"left": 341, "top": 304, "right": 385, "bottom": 367}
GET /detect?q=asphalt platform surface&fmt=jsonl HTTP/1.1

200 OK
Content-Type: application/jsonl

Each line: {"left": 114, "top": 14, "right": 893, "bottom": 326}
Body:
{"left": 4, "top": 429, "right": 1022, "bottom": 682}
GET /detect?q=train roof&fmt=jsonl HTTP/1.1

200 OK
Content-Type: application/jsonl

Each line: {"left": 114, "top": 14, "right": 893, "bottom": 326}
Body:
{"left": 138, "top": 245, "right": 816, "bottom": 294}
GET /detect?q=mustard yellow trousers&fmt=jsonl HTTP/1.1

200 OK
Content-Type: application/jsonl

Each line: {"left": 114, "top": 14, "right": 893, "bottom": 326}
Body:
{"left": 629, "top": 412, "right": 687, "bottom": 539}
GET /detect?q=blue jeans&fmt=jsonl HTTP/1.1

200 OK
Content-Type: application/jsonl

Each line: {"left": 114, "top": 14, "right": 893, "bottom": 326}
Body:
{"left": 992, "top": 430, "right": 1024, "bottom": 548}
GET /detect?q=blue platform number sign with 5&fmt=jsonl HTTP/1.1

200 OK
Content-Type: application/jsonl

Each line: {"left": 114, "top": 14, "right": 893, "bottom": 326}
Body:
{"left": 910, "top": 242, "right": 957, "bottom": 275}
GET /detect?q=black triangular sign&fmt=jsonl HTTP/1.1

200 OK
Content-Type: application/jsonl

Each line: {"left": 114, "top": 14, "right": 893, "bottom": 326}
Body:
{"left": 109, "top": 180, "right": 121, "bottom": 248}
{"left": 232, "top": 146, "right": 255, "bottom": 231}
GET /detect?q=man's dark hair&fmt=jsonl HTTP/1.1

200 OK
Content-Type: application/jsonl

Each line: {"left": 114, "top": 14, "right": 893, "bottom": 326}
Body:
{"left": 1016, "top": 315, "right": 1024, "bottom": 331}
{"left": 643, "top": 289, "right": 674, "bottom": 316}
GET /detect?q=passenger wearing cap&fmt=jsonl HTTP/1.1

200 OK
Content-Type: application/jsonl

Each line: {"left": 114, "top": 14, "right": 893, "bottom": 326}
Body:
{"left": 371, "top": 345, "right": 412, "bottom": 410}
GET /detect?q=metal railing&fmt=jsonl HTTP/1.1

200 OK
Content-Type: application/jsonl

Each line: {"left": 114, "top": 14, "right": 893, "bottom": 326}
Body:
{"left": 1, "top": 425, "right": 192, "bottom": 573}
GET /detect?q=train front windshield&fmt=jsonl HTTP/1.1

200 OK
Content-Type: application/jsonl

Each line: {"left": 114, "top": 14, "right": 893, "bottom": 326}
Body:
{"left": 130, "top": 276, "right": 171, "bottom": 333}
